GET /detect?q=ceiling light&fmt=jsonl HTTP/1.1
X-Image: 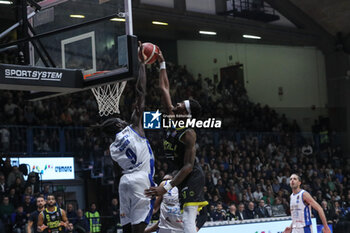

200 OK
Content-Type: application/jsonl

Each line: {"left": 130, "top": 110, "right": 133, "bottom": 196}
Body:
{"left": 152, "top": 21, "right": 168, "bottom": 26}
{"left": 243, "top": 34, "right": 261, "bottom": 39}
{"left": 199, "top": 31, "right": 217, "bottom": 35}
{"left": 110, "top": 18, "right": 126, "bottom": 22}
{"left": 0, "top": 1, "right": 13, "bottom": 4}
{"left": 70, "top": 15, "right": 85, "bottom": 19}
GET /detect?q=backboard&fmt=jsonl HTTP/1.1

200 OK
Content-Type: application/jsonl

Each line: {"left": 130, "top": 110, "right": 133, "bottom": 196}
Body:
{"left": 0, "top": 0, "right": 137, "bottom": 100}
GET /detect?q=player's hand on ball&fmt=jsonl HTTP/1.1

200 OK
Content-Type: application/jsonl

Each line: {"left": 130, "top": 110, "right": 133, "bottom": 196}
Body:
{"left": 144, "top": 186, "right": 167, "bottom": 197}
{"left": 138, "top": 41, "right": 147, "bottom": 63}
{"left": 157, "top": 49, "right": 165, "bottom": 63}
{"left": 283, "top": 227, "right": 291, "bottom": 233}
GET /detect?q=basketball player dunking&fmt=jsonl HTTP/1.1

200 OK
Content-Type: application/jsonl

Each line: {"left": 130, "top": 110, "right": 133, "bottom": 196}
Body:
{"left": 145, "top": 49, "right": 208, "bottom": 233}
{"left": 284, "top": 174, "right": 331, "bottom": 233}
{"left": 90, "top": 44, "right": 155, "bottom": 233}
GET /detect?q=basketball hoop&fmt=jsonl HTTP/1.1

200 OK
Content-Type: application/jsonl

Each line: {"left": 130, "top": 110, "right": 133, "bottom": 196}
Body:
{"left": 85, "top": 71, "right": 127, "bottom": 117}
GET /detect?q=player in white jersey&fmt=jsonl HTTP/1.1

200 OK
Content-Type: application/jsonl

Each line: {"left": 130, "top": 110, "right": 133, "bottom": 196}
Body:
{"left": 283, "top": 174, "right": 330, "bottom": 233}
{"left": 91, "top": 45, "right": 155, "bottom": 233}
{"left": 145, "top": 174, "right": 183, "bottom": 233}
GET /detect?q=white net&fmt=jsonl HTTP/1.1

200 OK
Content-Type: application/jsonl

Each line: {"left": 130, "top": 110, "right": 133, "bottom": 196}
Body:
{"left": 91, "top": 81, "right": 127, "bottom": 117}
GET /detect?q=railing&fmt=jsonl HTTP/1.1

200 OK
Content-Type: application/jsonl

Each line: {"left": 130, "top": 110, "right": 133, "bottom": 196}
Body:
{"left": 231, "top": 0, "right": 277, "bottom": 15}
{"left": 0, "top": 125, "right": 343, "bottom": 155}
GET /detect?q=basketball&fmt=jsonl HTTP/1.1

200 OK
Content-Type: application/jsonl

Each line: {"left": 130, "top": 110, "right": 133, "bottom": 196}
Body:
{"left": 139, "top": 42, "right": 159, "bottom": 64}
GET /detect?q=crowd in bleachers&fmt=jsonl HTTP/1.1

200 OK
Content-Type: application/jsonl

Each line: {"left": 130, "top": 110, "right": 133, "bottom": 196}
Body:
{"left": 0, "top": 59, "right": 349, "bottom": 232}
{"left": 0, "top": 159, "right": 121, "bottom": 232}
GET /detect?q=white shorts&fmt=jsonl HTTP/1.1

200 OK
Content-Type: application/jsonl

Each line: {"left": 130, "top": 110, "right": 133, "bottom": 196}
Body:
{"left": 119, "top": 171, "right": 154, "bottom": 226}
{"left": 158, "top": 228, "right": 184, "bottom": 233}
{"left": 292, "top": 226, "right": 313, "bottom": 233}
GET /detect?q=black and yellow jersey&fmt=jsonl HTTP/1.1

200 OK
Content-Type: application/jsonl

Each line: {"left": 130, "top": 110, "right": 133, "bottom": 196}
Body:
{"left": 163, "top": 127, "right": 193, "bottom": 170}
{"left": 163, "top": 127, "right": 208, "bottom": 210}
{"left": 42, "top": 206, "right": 64, "bottom": 233}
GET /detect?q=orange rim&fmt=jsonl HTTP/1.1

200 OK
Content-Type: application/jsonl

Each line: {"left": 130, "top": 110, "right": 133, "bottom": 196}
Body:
{"left": 84, "top": 71, "right": 110, "bottom": 79}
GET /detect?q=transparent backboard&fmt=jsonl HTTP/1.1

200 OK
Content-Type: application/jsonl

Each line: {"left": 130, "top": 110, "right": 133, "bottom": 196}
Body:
{"left": 29, "top": 0, "right": 132, "bottom": 78}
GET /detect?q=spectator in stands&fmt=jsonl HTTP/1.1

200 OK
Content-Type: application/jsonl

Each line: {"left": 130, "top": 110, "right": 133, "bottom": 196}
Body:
{"left": 263, "top": 190, "right": 275, "bottom": 205}
{"left": 0, "top": 196, "right": 14, "bottom": 226}
{"left": 245, "top": 186, "right": 255, "bottom": 202}
{"left": 8, "top": 188, "right": 20, "bottom": 208}
{"left": 334, "top": 201, "right": 343, "bottom": 220}
{"left": 321, "top": 200, "right": 336, "bottom": 224}
{"left": 61, "top": 109, "right": 73, "bottom": 125}
{"left": 41, "top": 184, "right": 51, "bottom": 199}
{"left": 0, "top": 128, "right": 10, "bottom": 151}
{"left": 56, "top": 195, "right": 65, "bottom": 210}
{"left": 23, "top": 186, "right": 35, "bottom": 203}
{"left": 1, "top": 158, "right": 12, "bottom": 178}
{"left": 108, "top": 197, "right": 120, "bottom": 232}
{"left": 0, "top": 173, "right": 7, "bottom": 198}
{"left": 10, "top": 177, "right": 24, "bottom": 198}
{"left": 24, "top": 106, "right": 37, "bottom": 125}
{"left": 7, "top": 166, "right": 24, "bottom": 188}
{"left": 216, "top": 179, "right": 226, "bottom": 198}
{"left": 236, "top": 203, "right": 247, "bottom": 220}
{"left": 226, "top": 186, "right": 239, "bottom": 205}
{"left": 280, "top": 178, "right": 290, "bottom": 192}
{"left": 256, "top": 199, "right": 270, "bottom": 218}
{"left": 245, "top": 201, "right": 257, "bottom": 219}
{"left": 253, "top": 185, "right": 263, "bottom": 201}
{"left": 11, "top": 205, "right": 27, "bottom": 233}
{"left": 272, "top": 179, "right": 281, "bottom": 194}
{"left": 4, "top": 97, "right": 18, "bottom": 118}
{"left": 203, "top": 186, "right": 212, "bottom": 203}
{"left": 67, "top": 203, "right": 78, "bottom": 225}
{"left": 25, "top": 172, "right": 40, "bottom": 196}
{"left": 226, "top": 203, "right": 238, "bottom": 221}
{"left": 241, "top": 194, "right": 250, "bottom": 207}
{"left": 272, "top": 197, "right": 286, "bottom": 216}
{"left": 74, "top": 209, "right": 90, "bottom": 233}
{"left": 22, "top": 194, "right": 35, "bottom": 217}
{"left": 212, "top": 202, "right": 226, "bottom": 221}
{"left": 85, "top": 203, "right": 101, "bottom": 233}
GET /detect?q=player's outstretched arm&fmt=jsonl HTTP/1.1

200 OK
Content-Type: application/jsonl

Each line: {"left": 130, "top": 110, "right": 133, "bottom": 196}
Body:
{"left": 152, "top": 181, "right": 165, "bottom": 214}
{"left": 131, "top": 45, "right": 147, "bottom": 133}
{"left": 169, "top": 129, "right": 196, "bottom": 187}
{"left": 158, "top": 50, "right": 174, "bottom": 115}
{"left": 144, "top": 130, "right": 196, "bottom": 197}
{"left": 303, "top": 192, "right": 331, "bottom": 233}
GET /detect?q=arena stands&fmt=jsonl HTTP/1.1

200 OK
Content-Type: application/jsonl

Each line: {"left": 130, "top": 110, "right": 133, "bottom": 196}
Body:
{"left": 0, "top": 62, "right": 349, "bottom": 232}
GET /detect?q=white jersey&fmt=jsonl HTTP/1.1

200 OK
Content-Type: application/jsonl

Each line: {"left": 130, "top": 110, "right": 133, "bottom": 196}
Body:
{"left": 159, "top": 183, "right": 183, "bottom": 231}
{"left": 290, "top": 189, "right": 312, "bottom": 228}
{"left": 110, "top": 126, "right": 154, "bottom": 175}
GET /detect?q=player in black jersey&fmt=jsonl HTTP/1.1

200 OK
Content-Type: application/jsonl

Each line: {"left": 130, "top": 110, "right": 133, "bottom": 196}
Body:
{"left": 27, "top": 196, "right": 46, "bottom": 233}
{"left": 145, "top": 50, "right": 208, "bottom": 233}
{"left": 37, "top": 194, "right": 72, "bottom": 233}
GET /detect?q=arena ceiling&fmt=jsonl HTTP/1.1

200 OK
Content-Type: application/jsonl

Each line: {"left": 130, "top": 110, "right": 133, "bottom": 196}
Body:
{"left": 289, "top": 0, "right": 350, "bottom": 36}
{"left": 1, "top": 1, "right": 350, "bottom": 51}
